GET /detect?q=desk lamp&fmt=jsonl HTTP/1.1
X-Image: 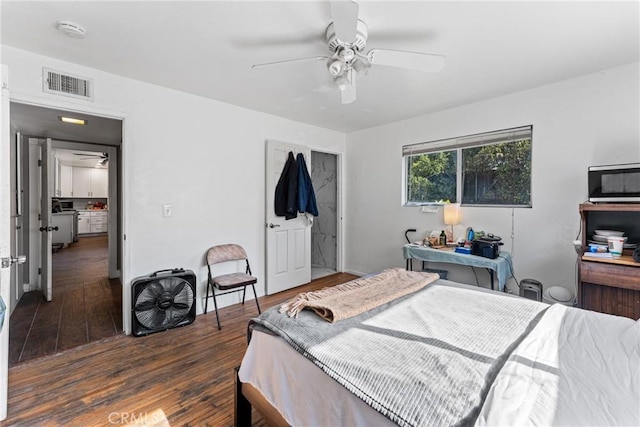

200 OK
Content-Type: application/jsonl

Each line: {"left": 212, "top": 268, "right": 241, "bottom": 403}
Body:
{"left": 443, "top": 203, "right": 461, "bottom": 243}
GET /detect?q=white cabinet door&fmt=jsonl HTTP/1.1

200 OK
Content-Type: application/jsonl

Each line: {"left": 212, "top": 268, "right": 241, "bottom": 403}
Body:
{"left": 89, "top": 211, "right": 108, "bottom": 233}
{"left": 53, "top": 157, "right": 61, "bottom": 196}
{"left": 77, "top": 212, "right": 91, "bottom": 234}
{"left": 71, "top": 167, "right": 107, "bottom": 198}
{"left": 90, "top": 168, "right": 108, "bottom": 198}
{"left": 60, "top": 165, "right": 73, "bottom": 197}
{"left": 72, "top": 167, "right": 91, "bottom": 198}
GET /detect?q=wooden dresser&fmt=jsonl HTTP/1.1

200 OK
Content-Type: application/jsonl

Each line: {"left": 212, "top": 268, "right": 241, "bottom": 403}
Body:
{"left": 578, "top": 203, "right": 640, "bottom": 320}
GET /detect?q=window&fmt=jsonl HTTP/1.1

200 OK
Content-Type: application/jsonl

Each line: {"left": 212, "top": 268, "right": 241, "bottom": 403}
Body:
{"left": 403, "top": 126, "right": 532, "bottom": 207}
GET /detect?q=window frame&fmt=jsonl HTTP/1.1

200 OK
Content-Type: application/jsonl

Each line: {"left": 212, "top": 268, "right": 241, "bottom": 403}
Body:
{"left": 402, "top": 126, "right": 533, "bottom": 208}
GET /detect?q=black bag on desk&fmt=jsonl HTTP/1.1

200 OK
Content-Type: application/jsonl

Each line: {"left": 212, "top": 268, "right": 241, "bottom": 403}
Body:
{"left": 471, "top": 235, "right": 503, "bottom": 259}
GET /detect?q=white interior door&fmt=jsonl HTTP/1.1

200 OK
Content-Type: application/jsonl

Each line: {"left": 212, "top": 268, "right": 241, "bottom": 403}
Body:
{"left": 265, "top": 140, "right": 311, "bottom": 295}
{"left": 39, "top": 138, "right": 52, "bottom": 302}
{"left": 1, "top": 63, "right": 12, "bottom": 420}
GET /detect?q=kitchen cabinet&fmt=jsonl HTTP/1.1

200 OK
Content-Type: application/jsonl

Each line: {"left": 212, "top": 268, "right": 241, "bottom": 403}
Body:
{"left": 60, "top": 164, "right": 73, "bottom": 197}
{"left": 578, "top": 203, "right": 640, "bottom": 320}
{"left": 53, "top": 156, "right": 60, "bottom": 196}
{"left": 77, "top": 210, "right": 108, "bottom": 235}
{"left": 53, "top": 160, "right": 73, "bottom": 197}
{"left": 90, "top": 211, "right": 108, "bottom": 233}
{"left": 72, "top": 167, "right": 92, "bottom": 197}
{"left": 77, "top": 211, "right": 91, "bottom": 234}
{"left": 72, "top": 167, "right": 108, "bottom": 198}
{"left": 90, "top": 168, "right": 108, "bottom": 198}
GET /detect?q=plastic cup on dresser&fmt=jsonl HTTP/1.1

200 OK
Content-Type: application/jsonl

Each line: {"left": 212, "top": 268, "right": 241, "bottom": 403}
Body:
{"left": 606, "top": 236, "right": 626, "bottom": 257}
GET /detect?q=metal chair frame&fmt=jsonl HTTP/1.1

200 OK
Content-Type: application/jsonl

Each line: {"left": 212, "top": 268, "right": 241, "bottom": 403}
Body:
{"left": 205, "top": 244, "right": 261, "bottom": 330}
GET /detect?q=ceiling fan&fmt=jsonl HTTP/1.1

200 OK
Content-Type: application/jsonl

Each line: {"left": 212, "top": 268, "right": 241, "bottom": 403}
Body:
{"left": 73, "top": 152, "right": 108, "bottom": 166}
{"left": 251, "top": 0, "right": 445, "bottom": 104}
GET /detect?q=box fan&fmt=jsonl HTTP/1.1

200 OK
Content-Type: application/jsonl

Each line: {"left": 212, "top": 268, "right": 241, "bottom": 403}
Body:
{"left": 131, "top": 268, "right": 196, "bottom": 337}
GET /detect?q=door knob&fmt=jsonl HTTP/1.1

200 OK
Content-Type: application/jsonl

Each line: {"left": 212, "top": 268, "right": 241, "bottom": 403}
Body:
{"left": 1, "top": 255, "right": 26, "bottom": 268}
{"left": 268, "top": 223, "right": 281, "bottom": 228}
{"left": 39, "top": 226, "right": 59, "bottom": 232}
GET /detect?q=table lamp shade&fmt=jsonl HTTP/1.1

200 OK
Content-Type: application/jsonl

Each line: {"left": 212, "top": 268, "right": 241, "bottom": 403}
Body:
{"left": 443, "top": 203, "right": 461, "bottom": 225}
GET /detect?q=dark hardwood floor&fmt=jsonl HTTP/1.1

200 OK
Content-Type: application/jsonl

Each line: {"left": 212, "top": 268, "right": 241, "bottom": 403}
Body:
{"left": 9, "top": 235, "right": 122, "bottom": 366}
{"left": 2, "top": 272, "right": 358, "bottom": 426}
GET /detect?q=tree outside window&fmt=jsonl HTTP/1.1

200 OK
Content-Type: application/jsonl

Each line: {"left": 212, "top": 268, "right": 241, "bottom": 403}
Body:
{"left": 403, "top": 127, "right": 532, "bottom": 207}
{"left": 406, "top": 151, "right": 456, "bottom": 203}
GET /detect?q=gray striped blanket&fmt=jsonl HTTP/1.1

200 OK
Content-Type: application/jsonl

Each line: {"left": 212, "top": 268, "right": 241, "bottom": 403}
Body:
{"left": 250, "top": 279, "right": 547, "bottom": 427}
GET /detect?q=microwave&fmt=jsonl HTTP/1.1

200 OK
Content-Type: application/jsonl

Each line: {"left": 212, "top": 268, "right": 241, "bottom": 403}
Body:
{"left": 588, "top": 163, "right": 640, "bottom": 203}
{"left": 59, "top": 200, "right": 75, "bottom": 210}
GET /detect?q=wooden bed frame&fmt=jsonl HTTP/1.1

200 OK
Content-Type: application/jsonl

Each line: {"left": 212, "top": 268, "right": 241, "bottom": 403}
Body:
{"left": 234, "top": 366, "right": 289, "bottom": 427}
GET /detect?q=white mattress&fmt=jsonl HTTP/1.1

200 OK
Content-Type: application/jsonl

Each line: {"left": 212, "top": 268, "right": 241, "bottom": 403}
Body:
{"left": 239, "top": 329, "right": 394, "bottom": 426}
{"left": 239, "top": 303, "right": 640, "bottom": 426}
{"left": 477, "top": 304, "right": 640, "bottom": 426}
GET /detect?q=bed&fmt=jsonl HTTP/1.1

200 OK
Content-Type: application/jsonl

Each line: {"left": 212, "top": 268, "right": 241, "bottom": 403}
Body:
{"left": 235, "top": 268, "right": 640, "bottom": 426}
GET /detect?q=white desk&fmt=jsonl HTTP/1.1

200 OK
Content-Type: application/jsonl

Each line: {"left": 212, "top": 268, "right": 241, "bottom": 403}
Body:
{"left": 403, "top": 244, "right": 514, "bottom": 291}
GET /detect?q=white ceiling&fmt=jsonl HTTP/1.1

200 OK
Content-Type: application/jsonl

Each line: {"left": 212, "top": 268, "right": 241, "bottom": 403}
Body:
{"left": 53, "top": 148, "right": 109, "bottom": 168}
{"left": 10, "top": 102, "right": 123, "bottom": 145}
{"left": 1, "top": 1, "right": 639, "bottom": 133}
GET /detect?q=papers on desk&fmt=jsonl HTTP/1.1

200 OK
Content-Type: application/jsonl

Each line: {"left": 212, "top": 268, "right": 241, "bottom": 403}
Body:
{"left": 408, "top": 242, "right": 458, "bottom": 250}
{"left": 582, "top": 252, "right": 614, "bottom": 259}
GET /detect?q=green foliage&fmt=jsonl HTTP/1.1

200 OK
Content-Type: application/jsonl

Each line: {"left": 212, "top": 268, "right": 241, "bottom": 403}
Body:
{"left": 462, "top": 140, "right": 531, "bottom": 205}
{"left": 406, "top": 151, "right": 456, "bottom": 203}
{"left": 406, "top": 139, "right": 531, "bottom": 206}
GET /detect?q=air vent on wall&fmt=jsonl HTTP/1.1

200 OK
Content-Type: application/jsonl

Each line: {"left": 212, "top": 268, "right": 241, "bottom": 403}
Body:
{"left": 43, "top": 68, "right": 94, "bottom": 101}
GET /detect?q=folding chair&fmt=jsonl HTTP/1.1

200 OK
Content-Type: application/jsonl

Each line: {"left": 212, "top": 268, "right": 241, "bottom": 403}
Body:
{"left": 204, "top": 244, "right": 261, "bottom": 330}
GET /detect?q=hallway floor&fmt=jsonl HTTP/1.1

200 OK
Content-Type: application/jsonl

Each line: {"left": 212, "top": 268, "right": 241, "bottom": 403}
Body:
{"left": 8, "top": 235, "right": 122, "bottom": 366}
{"left": 311, "top": 266, "right": 337, "bottom": 280}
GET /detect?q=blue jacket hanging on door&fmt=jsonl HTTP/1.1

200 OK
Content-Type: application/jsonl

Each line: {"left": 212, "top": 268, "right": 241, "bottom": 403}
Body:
{"left": 274, "top": 152, "right": 298, "bottom": 220}
{"left": 296, "top": 153, "right": 318, "bottom": 217}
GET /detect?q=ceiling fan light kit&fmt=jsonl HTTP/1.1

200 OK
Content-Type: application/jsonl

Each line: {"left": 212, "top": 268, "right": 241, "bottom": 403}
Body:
{"left": 327, "top": 59, "right": 344, "bottom": 77}
{"left": 251, "top": 0, "right": 446, "bottom": 104}
{"left": 325, "top": 20, "right": 368, "bottom": 52}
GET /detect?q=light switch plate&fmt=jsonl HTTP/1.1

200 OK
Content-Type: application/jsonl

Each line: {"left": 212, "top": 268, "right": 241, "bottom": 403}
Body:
{"left": 163, "top": 204, "right": 172, "bottom": 218}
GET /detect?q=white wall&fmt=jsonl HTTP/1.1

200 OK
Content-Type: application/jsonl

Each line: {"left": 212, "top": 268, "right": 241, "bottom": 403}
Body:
{"left": 345, "top": 62, "right": 640, "bottom": 295}
{"left": 1, "top": 45, "right": 346, "bottom": 332}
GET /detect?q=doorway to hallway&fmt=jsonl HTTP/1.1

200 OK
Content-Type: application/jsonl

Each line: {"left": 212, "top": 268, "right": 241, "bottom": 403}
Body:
{"left": 9, "top": 235, "right": 122, "bottom": 366}
{"left": 9, "top": 102, "right": 124, "bottom": 365}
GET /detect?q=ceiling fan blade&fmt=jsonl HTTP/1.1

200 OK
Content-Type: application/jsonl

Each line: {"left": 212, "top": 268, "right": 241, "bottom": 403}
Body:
{"left": 330, "top": 0, "right": 359, "bottom": 42}
{"left": 367, "top": 49, "right": 446, "bottom": 73}
{"left": 251, "top": 56, "right": 329, "bottom": 70}
{"left": 340, "top": 69, "right": 357, "bottom": 104}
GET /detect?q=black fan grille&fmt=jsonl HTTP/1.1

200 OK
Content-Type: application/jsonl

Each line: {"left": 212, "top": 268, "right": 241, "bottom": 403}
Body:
{"left": 134, "top": 277, "right": 194, "bottom": 330}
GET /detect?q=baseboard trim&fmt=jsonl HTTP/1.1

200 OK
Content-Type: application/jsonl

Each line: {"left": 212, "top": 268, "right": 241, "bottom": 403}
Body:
{"left": 343, "top": 268, "right": 367, "bottom": 277}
